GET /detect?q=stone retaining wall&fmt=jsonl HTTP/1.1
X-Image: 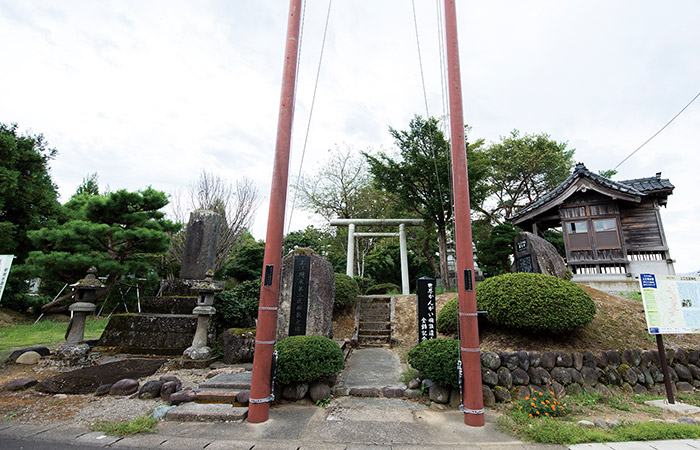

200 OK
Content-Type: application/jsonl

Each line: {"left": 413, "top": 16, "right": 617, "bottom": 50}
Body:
{"left": 477, "top": 348, "right": 699, "bottom": 407}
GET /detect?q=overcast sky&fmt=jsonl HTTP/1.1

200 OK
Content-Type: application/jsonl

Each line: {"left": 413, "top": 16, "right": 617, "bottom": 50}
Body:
{"left": 1, "top": 1, "right": 698, "bottom": 273}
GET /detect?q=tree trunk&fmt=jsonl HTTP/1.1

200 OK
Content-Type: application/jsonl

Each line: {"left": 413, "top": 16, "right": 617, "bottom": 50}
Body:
{"left": 421, "top": 236, "right": 439, "bottom": 278}
{"left": 437, "top": 226, "right": 451, "bottom": 290}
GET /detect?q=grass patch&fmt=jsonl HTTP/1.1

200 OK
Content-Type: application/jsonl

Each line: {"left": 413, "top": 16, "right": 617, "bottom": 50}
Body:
{"left": 399, "top": 368, "right": 420, "bottom": 384}
{"left": 0, "top": 317, "right": 107, "bottom": 353}
{"left": 90, "top": 414, "right": 158, "bottom": 437}
{"left": 617, "top": 290, "right": 642, "bottom": 302}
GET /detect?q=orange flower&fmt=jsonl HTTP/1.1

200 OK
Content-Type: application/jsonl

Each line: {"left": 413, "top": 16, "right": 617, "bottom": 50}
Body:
{"left": 529, "top": 414, "right": 533, "bottom": 418}
{"left": 536, "top": 411, "right": 540, "bottom": 415}
{"left": 531, "top": 403, "right": 535, "bottom": 407}
{"left": 545, "top": 413, "right": 549, "bottom": 416}
{"left": 549, "top": 391, "right": 554, "bottom": 395}
{"left": 519, "top": 406, "right": 523, "bottom": 410}
{"left": 525, "top": 397, "right": 530, "bottom": 400}
{"left": 538, "top": 392, "right": 543, "bottom": 396}
{"left": 551, "top": 405, "right": 556, "bottom": 411}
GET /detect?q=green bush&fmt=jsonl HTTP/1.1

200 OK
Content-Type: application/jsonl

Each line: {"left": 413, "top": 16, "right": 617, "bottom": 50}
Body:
{"left": 513, "top": 390, "right": 567, "bottom": 419}
{"left": 275, "top": 335, "right": 344, "bottom": 385}
{"left": 366, "top": 283, "right": 400, "bottom": 295}
{"left": 436, "top": 296, "right": 458, "bottom": 335}
{"left": 334, "top": 273, "right": 359, "bottom": 312}
{"left": 214, "top": 279, "right": 260, "bottom": 331}
{"left": 476, "top": 273, "right": 595, "bottom": 334}
{"left": 406, "top": 338, "right": 459, "bottom": 388}
{"left": 352, "top": 276, "right": 374, "bottom": 295}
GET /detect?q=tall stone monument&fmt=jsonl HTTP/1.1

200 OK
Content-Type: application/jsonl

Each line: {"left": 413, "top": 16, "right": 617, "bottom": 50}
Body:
{"left": 180, "top": 210, "right": 223, "bottom": 280}
{"left": 277, "top": 248, "right": 335, "bottom": 341}
{"left": 513, "top": 231, "right": 568, "bottom": 279}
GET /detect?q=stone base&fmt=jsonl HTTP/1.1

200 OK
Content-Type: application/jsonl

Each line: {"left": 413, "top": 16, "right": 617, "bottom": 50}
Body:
{"left": 183, "top": 346, "right": 212, "bottom": 361}
{"left": 55, "top": 343, "right": 90, "bottom": 359}
{"left": 97, "top": 313, "right": 215, "bottom": 355}
{"left": 165, "top": 403, "right": 248, "bottom": 422}
{"left": 170, "top": 357, "right": 217, "bottom": 370}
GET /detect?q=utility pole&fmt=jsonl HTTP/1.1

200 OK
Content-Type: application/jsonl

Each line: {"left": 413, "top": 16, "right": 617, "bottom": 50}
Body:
{"left": 443, "top": 0, "right": 485, "bottom": 427}
{"left": 248, "top": 0, "right": 302, "bottom": 424}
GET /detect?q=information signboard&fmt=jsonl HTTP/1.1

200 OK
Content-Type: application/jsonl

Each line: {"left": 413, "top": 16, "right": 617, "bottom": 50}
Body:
{"left": 640, "top": 273, "right": 700, "bottom": 334}
{"left": 0, "top": 255, "right": 14, "bottom": 303}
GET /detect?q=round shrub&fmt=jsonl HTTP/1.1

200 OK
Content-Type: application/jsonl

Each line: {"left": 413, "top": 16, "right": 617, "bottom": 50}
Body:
{"left": 366, "top": 283, "right": 400, "bottom": 295}
{"left": 436, "top": 296, "right": 458, "bottom": 335}
{"left": 334, "top": 273, "right": 359, "bottom": 311}
{"left": 406, "top": 338, "right": 459, "bottom": 388}
{"left": 215, "top": 279, "right": 260, "bottom": 331}
{"left": 275, "top": 335, "right": 344, "bottom": 385}
{"left": 476, "top": 273, "right": 595, "bottom": 334}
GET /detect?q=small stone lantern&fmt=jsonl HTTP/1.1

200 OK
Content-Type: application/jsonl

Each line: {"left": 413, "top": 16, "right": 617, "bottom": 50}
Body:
{"left": 57, "top": 267, "right": 104, "bottom": 358}
{"left": 183, "top": 270, "right": 224, "bottom": 360}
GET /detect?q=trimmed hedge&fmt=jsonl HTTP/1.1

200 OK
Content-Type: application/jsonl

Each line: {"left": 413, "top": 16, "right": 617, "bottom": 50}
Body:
{"left": 476, "top": 273, "right": 595, "bottom": 334}
{"left": 406, "top": 338, "right": 459, "bottom": 389}
{"left": 436, "top": 296, "right": 458, "bottom": 335}
{"left": 275, "top": 335, "right": 344, "bottom": 385}
{"left": 334, "top": 273, "right": 359, "bottom": 311}
{"left": 366, "top": 283, "right": 400, "bottom": 295}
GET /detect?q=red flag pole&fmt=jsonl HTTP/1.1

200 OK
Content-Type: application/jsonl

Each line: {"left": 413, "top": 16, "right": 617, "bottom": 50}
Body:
{"left": 248, "top": 0, "right": 303, "bottom": 423}
{"left": 443, "top": 0, "right": 485, "bottom": 427}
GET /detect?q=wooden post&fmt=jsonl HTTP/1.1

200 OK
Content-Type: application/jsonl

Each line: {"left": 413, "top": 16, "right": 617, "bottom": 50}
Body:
{"left": 443, "top": 0, "right": 485, "bottom": 427}
{"left": 248, "top": 0, "right": 303, "bottom": 424}
{"left": 656, "top": 335, "right": 675, "bottom": 404}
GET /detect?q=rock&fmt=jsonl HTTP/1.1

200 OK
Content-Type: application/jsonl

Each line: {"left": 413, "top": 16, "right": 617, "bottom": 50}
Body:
{"left": 422, "top": 379, "right": 434, "bottom": 391}
{"left": 480, "top": 352, "right": 501, "bottom": 370}
{"left": 405, "top": 389, "right": 422, "bottom": 399}
{"left": 633, "top": 384, "right": 648, "bottom": 395}
{"left": 606, "top": 350, "right": 621, "bottom": 368}
{"left": 309, "top": 382, "right": 332, "bottom": 402}
{"left": 556, "top": 352, "right": 572, "bottom": 368}
{"left": 529, "top": 385, "right": 545, "bottom": 395}
{"left": 138, "top": 380, "right": 164, "bottom": 399}
{"left": 578, "top": 420, "right": 595, "bottom": 427}
{"left": 528, "top": 351, "right": 541, "bottom": 368}
{"left": 676, "top": 381, "right": 694, "bottom": 393}
{"left": 109, "top": 379, "right": 139, "bottom": 396}
{"left": 15, "top": 351, "right": 41, "bottom": 365}
{"left": 569, "top": 368, "right": 584, "bottom": 385}
{"left": 689, "top": 364, "right": 700, "bottom": 381}
{"left": 551, "top": 367, "right": 572, "bottom": 385}
{"left": 566, "top": 384, "right": 582, "bottom": 396}
{"left": 597, "top": 385, "right": 612, "bottom": 399}
{"left": 152, "top": 405, "right": 176, "bottom": 419}
{"left": 429, "top": 383, "right": 450, "bottom": 404}
{"left": 550, "top": 381, "right": 565, "bottom": 398}
{"left": 497, "top": 367, "right": 513, "bottom": 389}
{"left": 510, "top": 386, "right": 530, "bottom": 401}
{"left": 449, "top": 389, "right": 461, "bottom": 408}
{"left": 54, "top": 394, "right": 68, "bottom": 399}
{"left": 408, "top": 378, "right": 421, "bottom": 390}
{"left": 581, "top": 367, "right": 598, "bottom": 386}
{"left": 679, "top": 417, "right": 698, "bottom": 425}
{"left": 669, "top": 367, "right": 679, "bottom": 382}
{"left": 650, "top": 365, "right": 664, "bottom": 383}
{"left": 608, "top": 419, "right": 623, "bottom": 428}
{"left": 582, "top": 351, "right": 597, "bottom": 368}
{"left": 540, "top": 352, "right": 556, "bottom": 370}
{"left": 641, "top": 350, "right": 654, "bottom": 368}
{"left": 504, "top": 353, "right": 520, "bottom": 371}
{"left": 594, "top": 418, "right": 609, "bottom": 430}
{"left": 160, "top": 381, "right": 181, "bottom": 402}
{"left": 513, "top": 231, "right": 568, "bottom": 278}
{"left": 512, "top": 368, "right": 530, "bottom": 386}
{"left": 517, "top": 351, "right": 530, "bottom": 371}
{"left": 94, "top": 384, "right": 112, "bottom": 396}
{"left": 36, "top": 358, "right": 165, "bottom": 395}
{"left": 54, "top": 343, "right": 90, "bottom": 359}
{"left": 596, "top": 351, "right": 609, "bottom": 368}
{"left": 665, "top": 349, "right": 676, "bottom": 365}
{"left": 222, "top": 328, "right": 256, "bottom": 364}
{"left": 8, "top": 347, "right": 50, "bottom": 363}
{"left": 641, "top": 367, "right": 654, "bottom": 387}
{"left": 381, "top": 386, "right": 404, "bottom": 398}
{"left": 689, "top": 350, "right": 700, "bottom": 366}
{"left": 282, "top": 382, "right": 309, "bottom": 401}
{"left": 236, "top": 390, "right": 250, "bottom": 404}
{"left": 4, "top": 378, "right": 38, "bottom": 391}
{"left": 494, "top": 386, "right": 511, "bottom": 403}
{"left": 675, "top": 364, "right": 693, "bottom": 382}
{"left": 183, "top": 345, "right": 212, "bottom": 360}
{"left": 170, "top": 387, "right": 196, "bottom": 405}
{"left": 572, "top": 352, "right": 583, "bottom": 371}
{"left": 349, "top": 387, "right": 380, "bottom": 397}
{"left": 482, "top": 385, "right": 495, "bottom": 407}
{"left": 159, "top": 376, "right": 182, "bottom": 390}
{"left": 632, "top": 367, "right": 645, "bottom": 385}
{"left": 606, "top": 368, "right": 621, "bottom": 386}
{"left": 481, "top": 368, "right": 498, "bottom": 387}
{"left": 622, "top": 368, "right": 638, "bottom": 386}
{"left": 528, "top": 367, "right": 542, "bottom": 385}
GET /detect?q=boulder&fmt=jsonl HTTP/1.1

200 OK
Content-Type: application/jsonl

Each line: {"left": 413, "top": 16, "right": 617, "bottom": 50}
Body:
{"left": 309, "top": 382, "right": 331, "bottom": 402}
{"left": 8, "top": 347, "right": 50, "bottom": 363}
{"left": 528, "top": 351, "right": 541, "bottom": 368}
{"left": 582, "top": 351, "right": 597, "bottom": 368}
{"left": 170, "top": 387, "right": 196, "bottom": 405}
{"left": 551, "top": 367, "right": 572, "bottom": 385}
{"left": 160, "top": 381, "right": 181, "bottom": 402}
{"left": 109, "top": 379, "right": 139, "bottom": 396}
{"left": 493, "top": 386, "right": 511, "bottom": 403}
{"left": 511, "top": 368, "right": 530, "bottom": 386}
{"left": 15, "top": 351, "right": 41, "bottom": 365}
{"left": 481, "top": 368, "right": 498, "bottom": 387}
{"left": 674, "top": 364, "right": 693, "bottom": 382}
{"left": 236, "top": 390, "right": 250, "bottom": 404}
{"left": 497, "top": 367, "right": 513, "bottom": 389}
{"left": 480, "top": 352, "right": 501, "bottom": 370}
{"left": 556, "top": 352, "right": 572, "bottom": 368}
{"left": 429, "top": 383, "right": 450, "bottom": 404}
{"left": 282, "top": 382, "right": 309, "bottom": 401}
{"left": 94, "top": 384, "right": 112, "bottom": 396}
{"left": 138, "top": 380, "right": 164, "bottom": 399}
{"left": 222, "top": 328, "right": 256, "bottom": 364}
{"left": 481, "top": 385, "right": 495, "bottom": 407}
{"left": 4, "top": 378, "right": 38, "bottom": 391}
{"left": 540, "top": 352, "right": 556, "bottom": 370}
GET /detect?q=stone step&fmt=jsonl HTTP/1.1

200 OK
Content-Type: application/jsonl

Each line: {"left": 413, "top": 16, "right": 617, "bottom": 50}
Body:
{"left": 360, "top": 302, "right": 390, "bottom": 309}
{"left": 165, "top": 403, "right": 248, "bottom": 422}
{"left": 360, "top": 314, "right": 390, "bottom": 322}
{"left": 358, "top": 335, "right": 391, "bottom": 345}
{"left": 199, "top": 372, "right": 252, "bottom": 390}
{"left": 358, "top": 321, "right": 390, "bottom": 331}
{"left": 358, "top": 330, "right": 391, "bottom": 337}
{"left": 359, "top": 296, "right": 391, "bottom": 303}
{"left": 194, "top": 388, "right": 245, "bottom": 404}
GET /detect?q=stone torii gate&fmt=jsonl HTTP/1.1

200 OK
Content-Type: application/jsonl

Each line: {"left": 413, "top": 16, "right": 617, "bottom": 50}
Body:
{"left": 330, "top": 218, "right": 423, "bottom": 295}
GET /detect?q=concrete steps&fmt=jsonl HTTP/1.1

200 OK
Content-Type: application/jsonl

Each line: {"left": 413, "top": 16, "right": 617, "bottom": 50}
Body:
{"left": 357, "top": 296, "right": 392, "bottom": 347}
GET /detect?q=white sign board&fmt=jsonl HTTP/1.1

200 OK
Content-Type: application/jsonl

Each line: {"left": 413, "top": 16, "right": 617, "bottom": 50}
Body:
{"left": 640, "top": 273, "right": 700, "bottom": 334}
{"left": 0, "top": 255, "right": 14, "bottom": 303}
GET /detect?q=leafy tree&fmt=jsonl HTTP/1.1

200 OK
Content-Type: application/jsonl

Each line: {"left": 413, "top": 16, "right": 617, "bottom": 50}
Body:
{"left": 222, "top": 233, "right": 266, "bottom": 282}
{"left": 364, "top": 115, "right": 487, "bottom": 289}
{"left": 74, "top": 173, "right": 100, "bottom": 197}
{"left": 478, "top": 130, "right": 574, "bottom": 223}
{"left": 0, "top": 123, "right": 62, "bottom": 261}
{"left": 25, "top": 187, "right": 180, "bottom": 312}
{"left": 475, "top": 223, "right": 521, "bottom": 276}
{"left": 542, "top": 229, "right": 566, "bottom": 257}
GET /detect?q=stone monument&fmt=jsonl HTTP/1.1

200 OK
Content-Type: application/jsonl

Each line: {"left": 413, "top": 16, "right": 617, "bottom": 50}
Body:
{"left": 56, "top": 267, "right": 103, "bottom": 359}
{"left": 416, "top": 277, "right": 437, "bottom": 342}
{"left": 180, "top": 210, "right": 222, "bottom": 280}
{"left": 513, "top": 231, "right": 568, "bottom": 279}
{"left": 277, "top": 248, "right": 334, "bottom": 341}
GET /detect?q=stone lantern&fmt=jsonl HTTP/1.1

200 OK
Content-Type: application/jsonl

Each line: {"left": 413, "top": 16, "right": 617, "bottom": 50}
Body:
{"left": 183, "top": 270, "right": 223, "bottom": 360}
{"left": 57, "top": 267, "right": 104, "bottom": 358}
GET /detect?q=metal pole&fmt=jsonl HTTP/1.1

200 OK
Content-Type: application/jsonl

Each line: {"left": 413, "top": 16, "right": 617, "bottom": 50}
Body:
{"left": 444, "top": 0, "right": 485, "bottom": 427}
{"left": 656, "top": 335, "right": 675, "bottom": 404}
{"left": 248, "top": 0, "right": 302, "bottom": 424}
{"left": 346, "top": 223, "right": 355, "bottom": 277}
{"left": 399, "top": 223, "right": 409, "bottom": 294}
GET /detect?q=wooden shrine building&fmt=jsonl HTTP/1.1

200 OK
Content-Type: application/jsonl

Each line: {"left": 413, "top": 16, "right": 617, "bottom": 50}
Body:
{"left": 508, "top": 163, "right": 675, "bottom": 280}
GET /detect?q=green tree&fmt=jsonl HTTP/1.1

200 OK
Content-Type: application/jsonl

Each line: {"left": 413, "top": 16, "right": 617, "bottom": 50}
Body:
{"left": 0, "top": 123, "right": 62, "bottom": 261}
{"left": 222, "top": 233, "right": 266, "bottom": 282}
{"left": 476, "top": 223, "right": 521, "bottom": 276}
{"left": 364, "top": 115, "right": 487, "bottom": 289}
{"left": 479, "top": 130, "right": 575, "bottom": 222}
{"left": 25, "top": 187, "right": 180, "bottom": 311}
